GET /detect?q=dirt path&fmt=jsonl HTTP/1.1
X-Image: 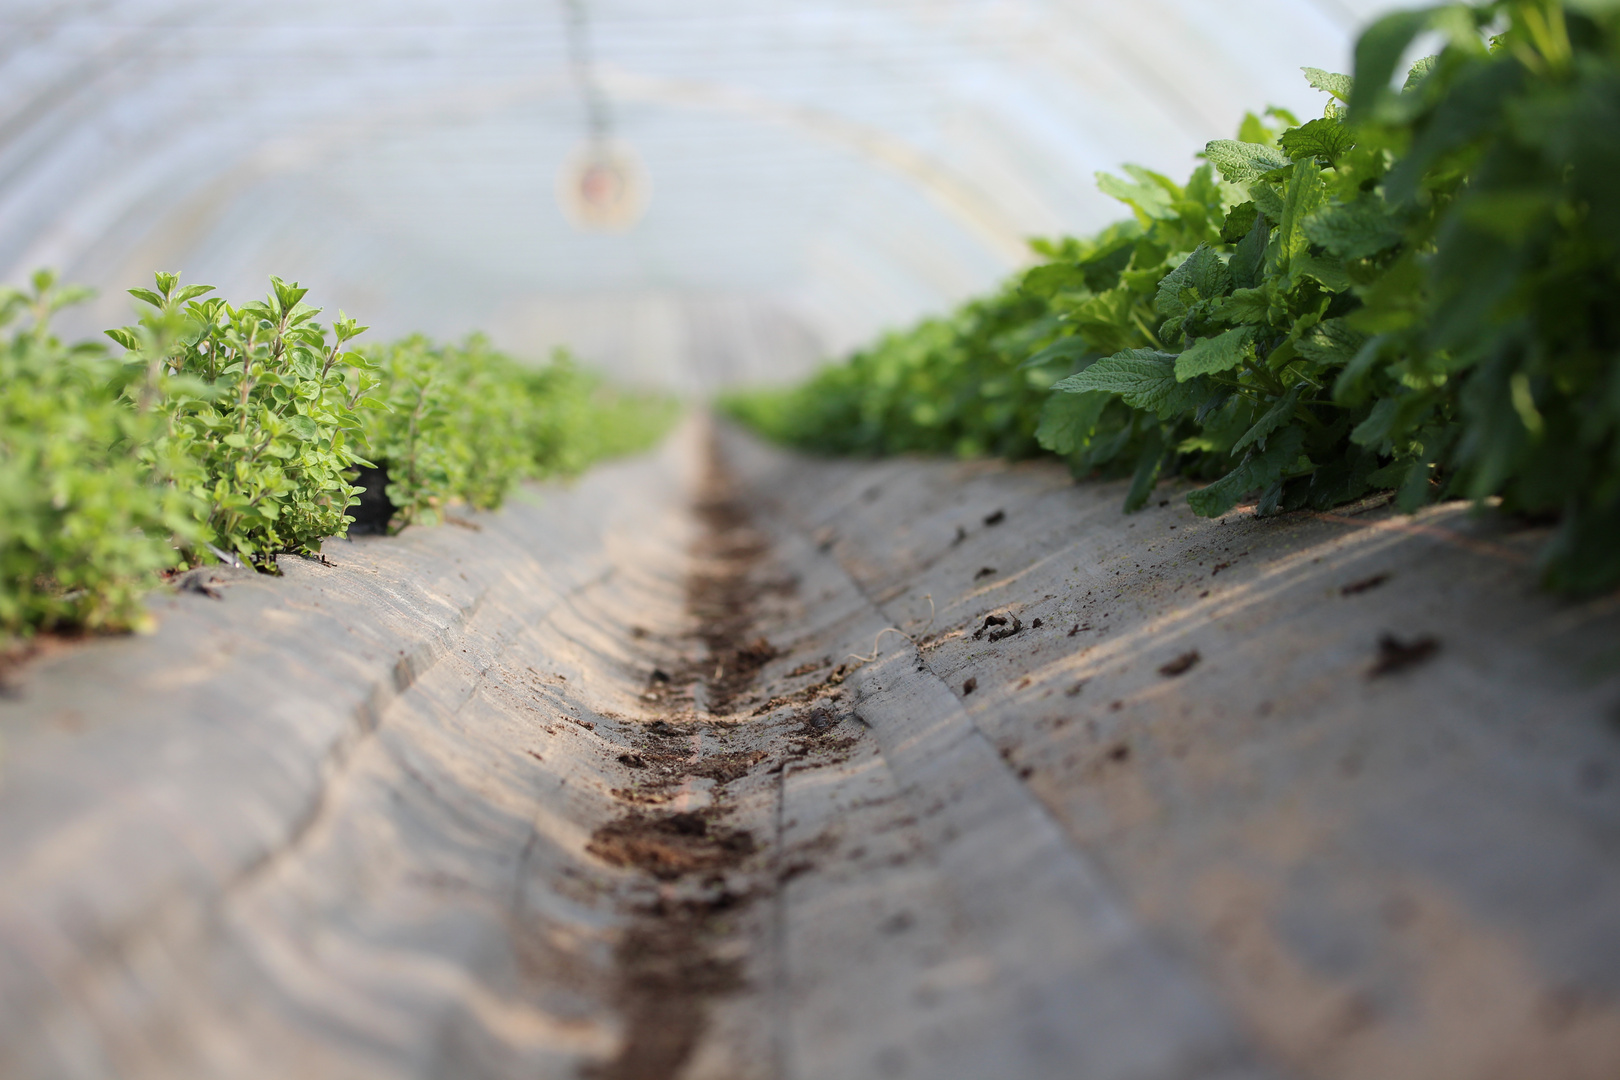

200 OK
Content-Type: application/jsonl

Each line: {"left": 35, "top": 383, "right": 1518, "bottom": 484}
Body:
{"left": 583, "top": 445, "right": 790, "bottom": 1080}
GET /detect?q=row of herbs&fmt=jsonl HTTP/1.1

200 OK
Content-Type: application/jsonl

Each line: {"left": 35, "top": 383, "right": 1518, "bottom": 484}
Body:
{"left": 1, "top": 271, "right": 676, "bottom": 636}
{"left": 726, "top": 0, "right": 1620, "bottom": 593}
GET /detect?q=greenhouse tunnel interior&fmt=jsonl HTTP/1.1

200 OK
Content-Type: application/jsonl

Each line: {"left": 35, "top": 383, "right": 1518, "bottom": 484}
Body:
{"left": 13, "top": 5, "right": 1620, "bottom": 1079}
{"left": 3, "top": 0, "right": 1414, "bottom": 392}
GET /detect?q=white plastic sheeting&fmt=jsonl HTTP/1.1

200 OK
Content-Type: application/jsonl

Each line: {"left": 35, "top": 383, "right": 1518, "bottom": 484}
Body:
{"left": 0, "top": 0, "right": 1407, "bottom": 389}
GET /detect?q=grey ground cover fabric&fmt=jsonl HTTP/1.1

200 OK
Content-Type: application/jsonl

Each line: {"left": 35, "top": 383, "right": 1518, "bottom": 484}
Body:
{"left": 2, "top": 419, "right": 1618, "bottom": 1079}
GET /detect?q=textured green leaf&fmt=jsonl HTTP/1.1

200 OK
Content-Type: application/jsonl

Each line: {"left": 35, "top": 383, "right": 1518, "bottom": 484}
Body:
{"left": 1230, "top": 214, "right": 1271, "bottom": 291}
{"left": 1302, "top": 67, "right": 1354, "bottom": 103}
{"left": 1278, "top": 118, "right": 1355, "bottom": 164}
{"left": 1054, "top": 348, "right": 1192, "bottom": 415}
{"left": 1204, "top": 140, "right": 1291, "bottom": 186}
{"left": 1187, "top": 425, "right": 1307, "bottom": 517}
{"left": 1271, "top": 162, "right": 1327, "bottom": 278}
{"left": 1232, "top": 385, "right": 1303, "bottom": 454}
{"left": 1155, "top": 244, "right": 1230, "bottom": 320}
{"left": 1124, "top": 425, "right": 1167, "bottom": 512}
{"left": 1078, "top": 240, "right": 1138, "bottom": 292}
{"left": 1216, "top": 287, "right": 1270, "bottom": 326}
{"left": 1295, "top": 319, "right": 1367, "bottom": 365}
{"left": 1403, "top": 54, "right": 1438, "bottom": 91}
{"left": 1096, "top": 168, "right": 1175, "bottom": 221}
{"left": 1303, "top": 196, "right": 1404, "bottom": 260}
{"left": 1022, "top": 262, "right": 1088, "bottom": 298}
{"left": 1036, "top": 389, "right": 1109, "bottom": 455}
{"left": 1220, "top": 202, "right": 1258, "bottom": 244}
{"left": 1176, "top": 326, "right": 1256, "bottom": 381}
{"left": 1350, "top": 397, "right": 1400, "bottom": 449}
{"left": 1293, "top": 253, "right": 1352, "bottom": 291}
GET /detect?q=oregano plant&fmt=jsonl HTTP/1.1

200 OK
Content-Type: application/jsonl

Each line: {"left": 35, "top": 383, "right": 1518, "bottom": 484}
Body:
{"left": 108, "top": 273, "right": 381, "bottom": 568}
{"left": 0, "top": 272, "right": 197, "bottom": 633}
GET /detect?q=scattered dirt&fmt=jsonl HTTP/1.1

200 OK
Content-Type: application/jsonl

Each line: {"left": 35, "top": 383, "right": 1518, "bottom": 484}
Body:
{"left": 1159, "top": 650, "right": 1201, "bottom": 677}
{"left": 588, "top": 433, "right": 859, "bottom": 1080}
{"left": 583, "top": 880, "right": 755, "bottom": 1080}
{"left": 1341, "top": 573, "right": 1392, "bottom": 596}
{"left": 1369, "top": 633, "right": 1440, "bottom": 677}
{"left": 974, "top": 612, "right": 1024, "bottom": 642}
{"left": 175, "top": 567, "right": 225, "bottom": 599}
{"left": 747, "top": 677, "right": 844, "bottom": 718}
{"left": 690, "top": 751, "right": 769, "bottom": 786}
{"left": 588, "top": 812, "right": 756, "bottom": 881}
{"left": 684, "top": 459, "right": 773, "bottom": 714}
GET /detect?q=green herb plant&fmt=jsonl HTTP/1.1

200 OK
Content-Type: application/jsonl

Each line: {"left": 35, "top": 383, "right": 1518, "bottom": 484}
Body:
{"left": 0, "top": 268, "right": 678, "bottom": 639}
{"left": 728, "top": 0, "right": 1620, "bottom": 593}
{"left": 355, "top": 335, "right": 678, "bottom": 529}
{"left": 0, "top": 272, "right": 198, "bottom": 633}
{"left": 109, "top": 273, "right": 378, "bottom": 569}
{"left": 1340, "top": 0, "right": 1620, "bottom": 591}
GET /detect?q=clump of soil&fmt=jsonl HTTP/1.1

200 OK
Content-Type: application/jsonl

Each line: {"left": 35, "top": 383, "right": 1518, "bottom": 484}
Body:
{"left": 588, "top": 811, "right": 756, "bottom": 881}
{"left": 1369, "top": 633, "right": 1440, "bottom": 677}
{"left": 798, "top": 703, "right": 844, "bottom": 737}
{"left": 974, "top": 612, "right": 1024, "bottom": 642}
{"left": 1159, "top": 650, "right": 1201, "bottom": 677}
{"left": 690, "top": 750, "right": 769, "bottom": 785}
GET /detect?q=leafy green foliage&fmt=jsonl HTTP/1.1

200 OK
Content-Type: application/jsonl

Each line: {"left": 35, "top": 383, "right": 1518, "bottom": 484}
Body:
{"left": 718, "top": 282, "right": 1059, "bottom": 461}
{"left": 1, "top": 271, "right": 676, "bottom": 637}
{"left": 356, "top": 335, "right": 676, "bottom": 528}
{"left": 111, "top": 273, "right": 376, "bottom": 568}
{"left": 726, "top": 0, "right": 1620, "bottom": 592}
{"left": 1340, "top": 0, "right": 1620, "bottom": 591}
{"left": 0, "top": 273, "right": 198, "bottom": 634}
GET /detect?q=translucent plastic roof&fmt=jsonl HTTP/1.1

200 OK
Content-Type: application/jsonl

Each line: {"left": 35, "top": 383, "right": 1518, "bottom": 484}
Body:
{"left": 1, "top": 0, "right": 1406, "bottom": 390}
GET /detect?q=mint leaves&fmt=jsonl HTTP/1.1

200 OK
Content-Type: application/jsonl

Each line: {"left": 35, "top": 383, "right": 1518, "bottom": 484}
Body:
{"left": 729, "top": 0, "right": 1620, "bottom": 593}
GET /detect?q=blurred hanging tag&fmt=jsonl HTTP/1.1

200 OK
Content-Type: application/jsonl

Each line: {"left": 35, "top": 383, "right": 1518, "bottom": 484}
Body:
{"left": 557, "top": 139, "right": 648, "bottom": 232}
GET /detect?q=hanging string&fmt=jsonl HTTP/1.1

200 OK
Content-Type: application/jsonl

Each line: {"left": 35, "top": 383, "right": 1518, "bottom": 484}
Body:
{"left": 561, "top": 0, "right": 613, "bottom": 150}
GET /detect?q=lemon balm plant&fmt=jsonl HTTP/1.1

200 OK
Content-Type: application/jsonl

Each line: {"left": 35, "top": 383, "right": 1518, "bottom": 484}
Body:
{"left": 1338, "top": 0, "right": 1620, "bottom": 591}
{"left": 729, "top": 0, "right": 1620, "bottom": 592}
{"left": 108, "top": 273, "right": 381, "bottom": 568}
